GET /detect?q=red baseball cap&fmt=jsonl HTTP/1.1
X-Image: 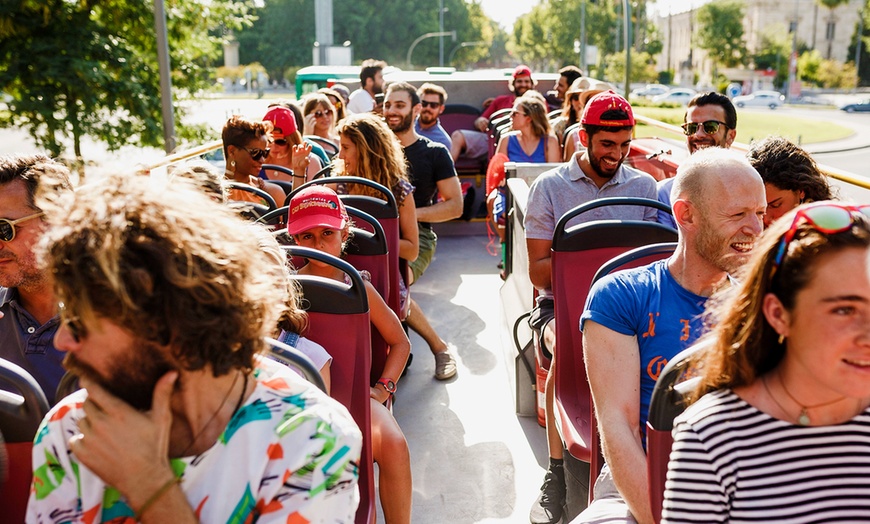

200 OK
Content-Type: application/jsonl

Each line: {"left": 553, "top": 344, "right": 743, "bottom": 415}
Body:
{"left": 263, "top": 106, "right": 298, "bottom": 140}
{"left": 580, "top": 90, "right": 635, "bottom": 127}
{"left": 512, "top": 64, "right": 533, "bottom": 79}
{"left": 287, "top": 186, "right": 347, "bottom": 235}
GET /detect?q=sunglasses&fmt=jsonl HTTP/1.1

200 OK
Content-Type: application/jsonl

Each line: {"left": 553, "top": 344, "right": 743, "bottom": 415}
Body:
{"left": 242, "top": 147, "right": 270, "bottom": 161}
{"left": 511, "top": 109, "right": 528, "bottom": 117}
{"left": 421, "top": 101, "right": 442, "bottom": 109}
{"left": 273, "top": 139, "right": 288, "bottom": 146}
{"left": 681, "top": 120, "right": 728, "bottom": 136}
{"left": 772, "top": 203, "right": 870, "bottom": 273}
{"left": 0, "top": 211, "right": 44, "bottom": 242}
{"left": 313, "top": 110, "right": 330, "bottom": 118}
{"left": 58, "top": 302, "right": 86, "bottom": 342}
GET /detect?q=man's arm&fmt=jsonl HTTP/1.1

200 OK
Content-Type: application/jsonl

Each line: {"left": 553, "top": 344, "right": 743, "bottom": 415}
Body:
{"left": 527, "top": 238, "right": 552, "bottom": 290}
{"left": 583, "top": 320, "right": 654, "bottom": 524}
{"left": 416, "top": 176, "right": 462, "bottom": 223}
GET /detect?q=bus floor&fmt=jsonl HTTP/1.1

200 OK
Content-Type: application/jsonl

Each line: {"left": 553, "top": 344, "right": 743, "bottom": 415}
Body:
{"left": 376, "top": 232, "right": 549, "bottom": 523}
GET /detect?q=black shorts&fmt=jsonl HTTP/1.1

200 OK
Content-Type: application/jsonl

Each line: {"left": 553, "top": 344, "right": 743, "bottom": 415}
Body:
{"left": 528, "top": 297, "right": 555, "bottom": 360}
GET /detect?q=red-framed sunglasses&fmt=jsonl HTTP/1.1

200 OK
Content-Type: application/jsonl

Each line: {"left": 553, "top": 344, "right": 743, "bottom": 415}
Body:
{"left": 772, "top": 203, "right": 870, "bottom": 273}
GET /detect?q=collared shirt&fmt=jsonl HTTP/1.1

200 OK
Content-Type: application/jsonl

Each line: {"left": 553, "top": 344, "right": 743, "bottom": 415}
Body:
{"left": 415, "top": 118, "right": 452, "bottom": 150}
{"left": 0, "top": 287, "right": 64, "bottom": 404}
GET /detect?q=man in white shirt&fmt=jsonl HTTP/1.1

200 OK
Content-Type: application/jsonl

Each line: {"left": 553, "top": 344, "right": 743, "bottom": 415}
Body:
{"left": 346, "top": 59, "right": 387, "bottom": 115}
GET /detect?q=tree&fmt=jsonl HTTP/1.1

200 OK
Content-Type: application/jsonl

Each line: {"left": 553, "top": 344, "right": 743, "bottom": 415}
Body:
{"left": 695, "top": 0, "right": 748, "bottom": 72}
{"left": 752, "top": 25, "right": 792, "bottom": 89}
{"left": 817, "top": 0, "right": 851, "bottom": 58}
{"left": 0, "top": 0, "right": 252, "bottom": 165}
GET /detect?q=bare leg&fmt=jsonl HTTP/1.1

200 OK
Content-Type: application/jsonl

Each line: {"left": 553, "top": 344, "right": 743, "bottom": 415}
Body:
{"left": 406, "top": 298, "right": 448, "bottom": 355}
{"left": 450, "top": 130, "right": 466, "bottom": 162}
{"left": 543, "top": 321, "right": 563, "bottom": 461}
{"left": 371, "top": 400, "right": 412, "bottom": 524}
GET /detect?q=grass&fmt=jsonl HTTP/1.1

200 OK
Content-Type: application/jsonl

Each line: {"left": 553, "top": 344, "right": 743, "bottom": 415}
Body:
{"left": 633, "top": 106, "right": 853, "bottom": 146}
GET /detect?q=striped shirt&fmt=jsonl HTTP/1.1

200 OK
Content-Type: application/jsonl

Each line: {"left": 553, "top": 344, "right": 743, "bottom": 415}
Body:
{"left": 662, "top": 389, "right": 870, "bottom": 523}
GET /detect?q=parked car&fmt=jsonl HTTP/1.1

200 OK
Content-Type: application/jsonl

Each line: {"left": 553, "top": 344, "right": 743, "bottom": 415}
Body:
{"left": 840, "top": 99, "right": 870, "bottom": 113}
{"left": 732, "top": 90, "right": 785, "bottom": 109}
{"left": 651, "top": 88, "right": 697, "bottom": 105}
{"left": 630, "top": 83, "right": 669, "bottom": 99}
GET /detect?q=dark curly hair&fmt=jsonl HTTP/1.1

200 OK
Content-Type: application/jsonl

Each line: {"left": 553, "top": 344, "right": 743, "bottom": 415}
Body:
{"left": 747, "top": 136, "right": 833, "bottom": 203}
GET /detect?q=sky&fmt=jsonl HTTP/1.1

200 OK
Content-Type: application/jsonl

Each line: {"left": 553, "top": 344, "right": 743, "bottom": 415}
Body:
{"left": 477, "top": 0, "right": 703, "bottom": 30}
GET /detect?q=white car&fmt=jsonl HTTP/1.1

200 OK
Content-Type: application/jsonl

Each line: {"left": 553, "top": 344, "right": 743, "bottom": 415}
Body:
{"left": 630, "top": 84, "right": 669, "bottom": 98}
{"left": 732, "top": 90, "right": 785, "bottom": 109}
{"left": 651, "top": 88, "right": 697, "bottom": 105}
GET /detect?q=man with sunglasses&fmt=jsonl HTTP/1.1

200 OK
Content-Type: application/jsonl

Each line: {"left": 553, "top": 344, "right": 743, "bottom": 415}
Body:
{"left": 0, "top": 154, "right": 73, "bottom": 405}
{"left": 415, "top": 83, "right": 452, "bottom": 150}
{"left": 656, "top": 92, "right": 738, "bottom": 227}
{"left": 578, "top": 147, "right": 765, "bottom": 524}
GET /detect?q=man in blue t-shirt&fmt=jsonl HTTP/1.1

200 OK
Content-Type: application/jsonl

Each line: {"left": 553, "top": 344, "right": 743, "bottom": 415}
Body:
{"left": 576, "top": 147, "right": 766, "bottom": 523}
{"left": 414, "top": 83, "right": 452, "bottom": 150}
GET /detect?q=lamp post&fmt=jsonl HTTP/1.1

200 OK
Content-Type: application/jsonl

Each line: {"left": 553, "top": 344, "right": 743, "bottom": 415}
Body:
{"left": 153, "top": 0, "right": 175, "bottom": 153}
{"left": 439, "top": 0, "right": 450, "bottom": 67}
{"left": 449, "top": 41, "right": 487, "bottom": 65}
{"left": 623, "top": 0, "right": 631, "bottom": 97}
{"left": 408, "top": 31, "right": 456, "bottom": 69}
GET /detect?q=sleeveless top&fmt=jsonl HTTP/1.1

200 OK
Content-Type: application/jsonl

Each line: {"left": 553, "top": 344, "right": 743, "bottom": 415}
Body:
{"left": 507, "top": 134, "right": 546, "bottom": 163}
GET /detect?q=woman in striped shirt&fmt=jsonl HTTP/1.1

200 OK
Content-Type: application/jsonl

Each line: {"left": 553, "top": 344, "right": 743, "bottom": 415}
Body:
{"left": 662, "top": 202, "right": 870, "bottom": 523}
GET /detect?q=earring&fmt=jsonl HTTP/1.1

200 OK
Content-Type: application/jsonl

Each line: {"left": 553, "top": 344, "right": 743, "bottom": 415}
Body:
{"left": 778, "top": 334, "right": 785, "bottom": 345}
{"left": 231, "top": 160, "right": 236, "bottom": 168}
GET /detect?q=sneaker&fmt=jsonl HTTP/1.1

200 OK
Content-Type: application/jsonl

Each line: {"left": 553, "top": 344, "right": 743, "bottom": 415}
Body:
{"left": 529, "top": 468, "right": 565, "bottom": 524}
{"left": 433, "top": 351, "right": 457, "bottom": 380}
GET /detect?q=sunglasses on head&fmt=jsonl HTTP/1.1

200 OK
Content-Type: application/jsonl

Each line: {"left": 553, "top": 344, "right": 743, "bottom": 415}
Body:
{"left": 772, "top": 203, "right": 870, "bottom": 273}
{"left": 0, "top": 211, "right": 44, "bottom": 242}
{"left": 681, "top": 120, "right": 728, "bottom": 136}
{"left": 421, "top": 101, "right": 442, "bottom": 109}
{"left": 242, "top": 147, "right": 270, "bottom": 161}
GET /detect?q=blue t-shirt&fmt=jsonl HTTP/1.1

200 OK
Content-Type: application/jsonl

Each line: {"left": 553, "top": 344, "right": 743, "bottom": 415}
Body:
{"left": 656, "top": 178, "right": 676, "bottom": 229}
{"left": 415, "top": 119, "right": 452, "bottom": 150}
{"left": 581, "top": 259, "right": 707, "bottom": 435}
{"left": 507, "top": 134, "right": 546, "bottom": 163}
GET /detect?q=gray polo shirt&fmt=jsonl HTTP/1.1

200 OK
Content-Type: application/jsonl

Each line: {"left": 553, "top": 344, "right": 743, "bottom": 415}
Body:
{"left": 524, "top": 153, "right": 658, "bottom": 296}
{"left": 0, "top": 287, "right": 64, "bottom": 404}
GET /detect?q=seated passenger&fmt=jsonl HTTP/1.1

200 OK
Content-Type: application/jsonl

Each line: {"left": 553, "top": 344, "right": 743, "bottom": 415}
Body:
{"left": 318, "top": 87, "right": 347, "bottom": 123}
{"left": 561, "top": 89, "right": 604, "bottom": 161}
{"left": 545, "top": 65, "right": 583, "bottom": 113}
{"left": 415, "top": 82, "right": 452, "bottom": 150}
{"left": 261, "top": 106, "right": 322, "bottom": 187}
{"left": 347, "top": 59, "right": 387, "bottom": 115}
{"left": 663, "top": 202, "right": 870, "bottom": 522}
{"left": 222, "top": 115, "right": 287, "bottom": 206}
{"left": 746, "top": 135, "right": 834, "bottom": 228}
{"left": 28, "top": 174, "right": 361, "bottom": 522}
{"left": 525, "top": 91, "right": 658, "bottom": 524}
{"left": 574, "top": 148, "right": 765, "bottom": 523}
{"left": 0, "top": 154, "right": 72, "bottom": 405}
{"left": 450, "top": 65, "right": 537, "bottom": 162}
{"left": 287, "top": 186, "right": 413, "bottom": 524}
{"left": 302, "top": 93, "right": 340, "bottom": 146}
{"left": 551, "top": 79, "right": 585, "bottom": 147}
{"left": 656, "top": 93, "right": 737, "bottom": 228}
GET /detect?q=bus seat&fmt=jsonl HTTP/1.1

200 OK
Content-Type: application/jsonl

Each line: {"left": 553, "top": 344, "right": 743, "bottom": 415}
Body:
{"left": 343, "top": 207, "right": 391, "bottom": 384}
{"left": 288, "top": 177, "right": 405, "bottom": 322}
{"left": 0, "top": 358, "right": 51, "bottom": 524}
{"left": 303, "top": 135, "right": 339, "bottom": 158}
{"left": 284, "top": 246, "right": 374, "bottom": 524}
{"left": 550, "top": 198, "right": 676, "bottom": 516}
{"left": 647, "top": 344, "right": 702, "bottom": 524}
{"left": 266, "top": 337, "right": 328, "bottom": 394}
{"left": 225, "top": 181, "right": 277, "bottom": 220}
{"left": 440, "top": 104, "right": 481, "bottom": 136}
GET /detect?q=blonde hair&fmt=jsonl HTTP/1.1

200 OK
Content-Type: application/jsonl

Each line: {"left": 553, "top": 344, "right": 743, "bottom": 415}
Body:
{"left": 335, "top": 113, "right": 409, "bottom": 199}
{"left": 516, "top": 95, "right": 551, "bottom": 139}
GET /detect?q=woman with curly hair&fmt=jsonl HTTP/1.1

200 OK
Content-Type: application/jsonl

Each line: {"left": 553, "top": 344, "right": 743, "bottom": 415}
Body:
{"left": 746, "top": 135, "right": 834, "bottom": 228}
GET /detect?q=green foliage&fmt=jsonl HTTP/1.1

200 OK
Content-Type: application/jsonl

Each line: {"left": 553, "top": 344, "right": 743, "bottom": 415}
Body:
{"left": 818, "top": 59, "right": 858, "bottom": 88}
{"left": 798, "top": 49, "right": 824, "bottom": 84}
{"left": 695, "top": 0, "right": 748, "bottom": 69}
{"left": 604, "top": 51, "right": 658, "bottom": 84}
{"left": 752, "top": 25, "right": 791, "bottom": 88}
{"left": 0, "top": 0, "right": 251, "bottom": 161}
{"left": 657, "top": 70, "right": 674, "bottom": 84}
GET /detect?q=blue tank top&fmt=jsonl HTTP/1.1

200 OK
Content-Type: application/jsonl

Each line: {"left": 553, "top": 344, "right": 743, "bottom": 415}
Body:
{"left": 507, "top": 134, "right": 546, "bottom": 163}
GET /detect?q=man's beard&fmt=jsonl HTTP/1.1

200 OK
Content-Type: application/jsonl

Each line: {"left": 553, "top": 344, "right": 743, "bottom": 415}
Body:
{"left": 64, "top": 340, "right": 175, "bottom": 411}
{"left": 388, "top": 111, "right": 414, "bottom": 134}
{"left": 419, "top": 112, "right": 436, "bottom": 126}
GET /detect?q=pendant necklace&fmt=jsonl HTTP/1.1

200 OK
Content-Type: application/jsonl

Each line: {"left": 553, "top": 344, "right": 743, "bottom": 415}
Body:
{"left": 770, "top": 371, "right": 846, "bottom": 426}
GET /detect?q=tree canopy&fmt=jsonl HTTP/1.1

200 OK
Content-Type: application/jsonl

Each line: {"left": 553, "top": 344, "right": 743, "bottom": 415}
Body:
{"left": 695, "top": 0, "right": 748, "bottom": 70}
{"left": 0, "top": 0, "right": 251, "bottom": 162}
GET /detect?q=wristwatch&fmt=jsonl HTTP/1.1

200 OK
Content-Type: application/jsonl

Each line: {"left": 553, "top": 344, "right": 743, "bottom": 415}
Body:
{"left": 377, "top": 378, "right": 397, "bottom": 395}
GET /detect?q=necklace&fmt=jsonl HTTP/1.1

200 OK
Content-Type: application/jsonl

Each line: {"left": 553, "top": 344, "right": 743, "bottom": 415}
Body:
{"left": 179, "top": 370, "right": 245, "bottom": 456}
{"left": 776, "top": 371, "right": 846, "bottom": 426}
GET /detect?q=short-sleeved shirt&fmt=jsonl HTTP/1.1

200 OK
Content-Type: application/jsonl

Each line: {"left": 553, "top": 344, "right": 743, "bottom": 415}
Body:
{"left": 580, "top": 259, "right": 708, "bottom": 436}
{"left": 415, "top": 118, "right": 452, "bottom": 150}
{"left": 656, "top": 177, "right": 677, "bottom": 229}
{"left": 27, "top": 356, "right": 362, "bottom": 524}
{"left": 0, "top": 287, "right": 63, "bottom": 405}
{"left": 403, "top": 137, "right": 457, "bottom": 225}
{"left": 346, "top": 89, "right": 374, "bottom": 115}
{"left": 481, "top": 94, "right": 517, "bottom": 121}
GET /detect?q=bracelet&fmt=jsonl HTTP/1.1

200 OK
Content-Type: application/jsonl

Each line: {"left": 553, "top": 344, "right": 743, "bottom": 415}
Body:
{"left": 291, "top": 173, "right": 306, "bottom": 178}
{"left": 135, "top": 476, "right": 181, "bottom": 520}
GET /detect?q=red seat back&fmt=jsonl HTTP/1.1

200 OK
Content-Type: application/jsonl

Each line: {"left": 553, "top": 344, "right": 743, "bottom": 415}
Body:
{"left": 550, "top": 198, "right": 677, "bottom": 507}
{"left": 439, "top": 104, "right": 481, "bottom": 136}
{"left": 0, "top": 358, "right": 50, "bottom": 524}
{"left": 646, "top": 344, "right": 701, "bottom": 523}
{"left": 285, "top": 247, "right": 374, "bottom": 524}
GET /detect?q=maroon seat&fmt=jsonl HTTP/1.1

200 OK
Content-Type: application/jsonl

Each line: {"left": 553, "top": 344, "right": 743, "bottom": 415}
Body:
{"left": 549, "top": 198, "right": 677, "bottom": 518}
{"left": 285, "top": 247, "right": 374, "bottom": 524}
{"left": 646, "top": 344, "right": 701, "bottom": 524}
{"left": 0, "top": 358, "right": 50, "bottom": 524}
{"left": 439, "top": 104, "right": 480, "bottom": 136}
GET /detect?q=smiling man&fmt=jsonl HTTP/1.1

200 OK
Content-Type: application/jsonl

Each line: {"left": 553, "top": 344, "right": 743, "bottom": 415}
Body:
{"left": 0, "top": 154, "right": 72, "bottom": 405}
{"left": 414, "top": 82, "right": 452, "bottom": 150}
{"left": 524, "top": 91, "right": 658, "bottom": 524}
{"left": 577, "top": 147, "right": 765, "bottom": 524}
